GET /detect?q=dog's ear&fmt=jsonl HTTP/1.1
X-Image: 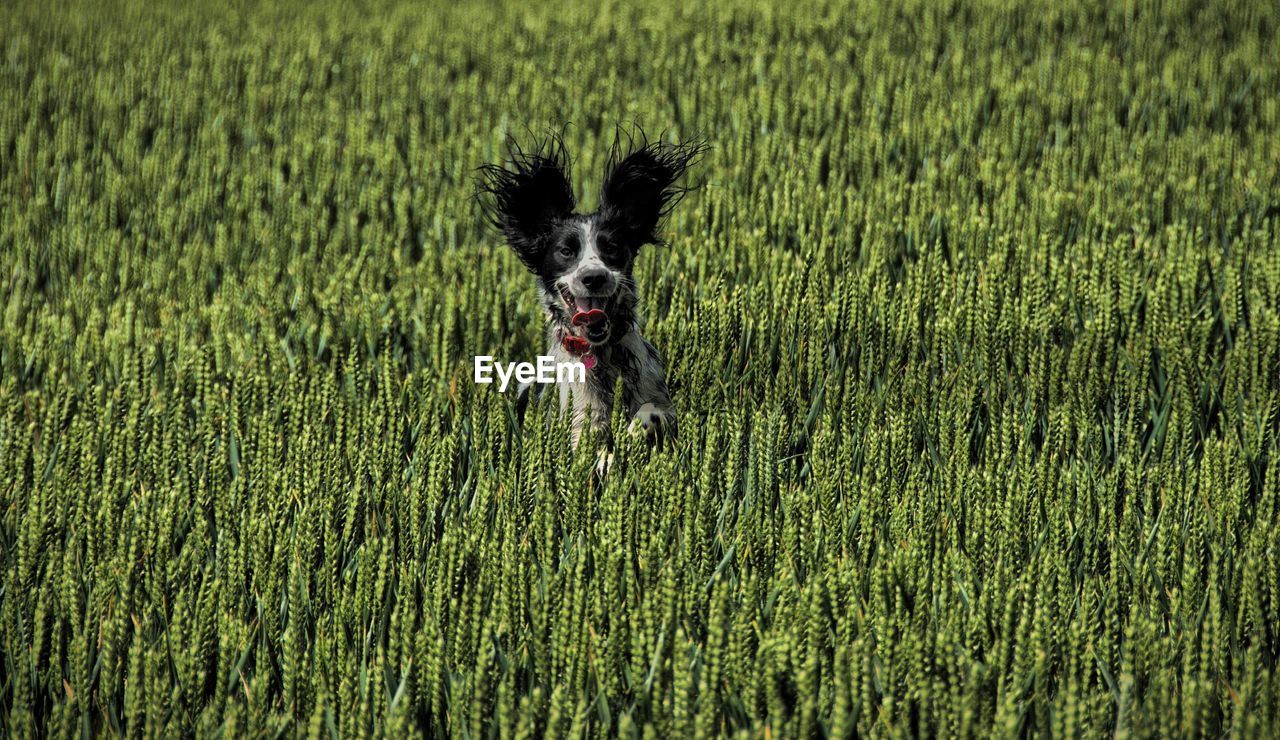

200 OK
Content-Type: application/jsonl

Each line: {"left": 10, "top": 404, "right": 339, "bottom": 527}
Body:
{"left": 599, "top": 136, "right": 708, "bottom": 247}
{"left": 477, "top": 137, "right": 576, "bottom": 269}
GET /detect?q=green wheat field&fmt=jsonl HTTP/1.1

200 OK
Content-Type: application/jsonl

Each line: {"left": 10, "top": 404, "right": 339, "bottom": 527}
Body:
{"left": 3, "top": 0, "right": 1279, "bottom": 736}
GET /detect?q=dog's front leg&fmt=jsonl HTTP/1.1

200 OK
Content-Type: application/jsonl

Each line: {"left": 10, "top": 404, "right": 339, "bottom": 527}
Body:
{"left": 514, "top": 379, "right": 541, "bottom": 423}
{"left": 561, "top": 379, "right": 616, "bottom": 476}
{"left": 619, "top": 333, "right": 678, "bottom": 444}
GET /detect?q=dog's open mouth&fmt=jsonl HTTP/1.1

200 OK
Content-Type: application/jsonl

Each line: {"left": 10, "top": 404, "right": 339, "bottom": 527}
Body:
{"left": 559, "top": 287, "right": 612, "bottom": 343}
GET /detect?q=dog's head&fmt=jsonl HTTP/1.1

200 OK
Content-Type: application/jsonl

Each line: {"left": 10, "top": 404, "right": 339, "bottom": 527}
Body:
{"left": 478, "top": 132, "right": 706, "bottom": 346}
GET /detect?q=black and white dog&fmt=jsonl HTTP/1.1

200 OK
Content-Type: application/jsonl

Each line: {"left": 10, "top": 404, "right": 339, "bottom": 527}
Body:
{"left": 478, "top": 132, "right": 706, "bottom": 449}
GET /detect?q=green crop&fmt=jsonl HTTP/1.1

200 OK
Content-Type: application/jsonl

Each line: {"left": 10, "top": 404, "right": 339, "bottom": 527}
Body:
{"left": 2, "top": 0, "right": 1278, "bottom": 736}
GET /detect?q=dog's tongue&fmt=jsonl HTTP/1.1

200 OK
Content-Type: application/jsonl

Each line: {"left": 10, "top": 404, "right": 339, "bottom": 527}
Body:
{"left": 574, "top": 296, "right": 606, "bottom": 313}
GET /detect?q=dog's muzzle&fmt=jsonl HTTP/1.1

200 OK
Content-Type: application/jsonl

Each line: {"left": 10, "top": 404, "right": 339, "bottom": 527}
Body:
{"left": 575, "top": 309, "right": 610, "bottom": 344}
{"left": 559, "top": 287, "right": 613, "bottom": 345}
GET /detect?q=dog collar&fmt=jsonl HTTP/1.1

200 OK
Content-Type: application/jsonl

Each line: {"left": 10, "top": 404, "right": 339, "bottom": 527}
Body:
{"left": 560, "top": 334, "right": 597, "bottom": 369}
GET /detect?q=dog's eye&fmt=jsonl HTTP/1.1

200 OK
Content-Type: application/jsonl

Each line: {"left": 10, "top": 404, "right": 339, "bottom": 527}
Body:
{"left": 597, "top": 238, "right": 624, "bottom": 262}
{"left": 559, "top": 236, "right": 579, "bottom": 257}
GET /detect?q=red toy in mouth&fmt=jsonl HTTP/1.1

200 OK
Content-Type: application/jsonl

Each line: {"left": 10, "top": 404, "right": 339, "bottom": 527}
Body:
{"left": 571, "top": 308, "right": 608, "bottom": 326}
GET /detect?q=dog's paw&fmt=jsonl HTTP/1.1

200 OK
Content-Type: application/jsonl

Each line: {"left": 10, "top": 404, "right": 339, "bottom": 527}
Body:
{"left": 594, "top": 449, "right": 616, "bottom": 477}
{"left": 629, "top": 403, "right": 677, "bottom": 444}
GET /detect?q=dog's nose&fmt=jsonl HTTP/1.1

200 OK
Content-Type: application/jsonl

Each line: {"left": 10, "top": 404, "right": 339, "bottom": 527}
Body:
{"left": 580, "top": 269, "right": 611, "bottom": 293}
